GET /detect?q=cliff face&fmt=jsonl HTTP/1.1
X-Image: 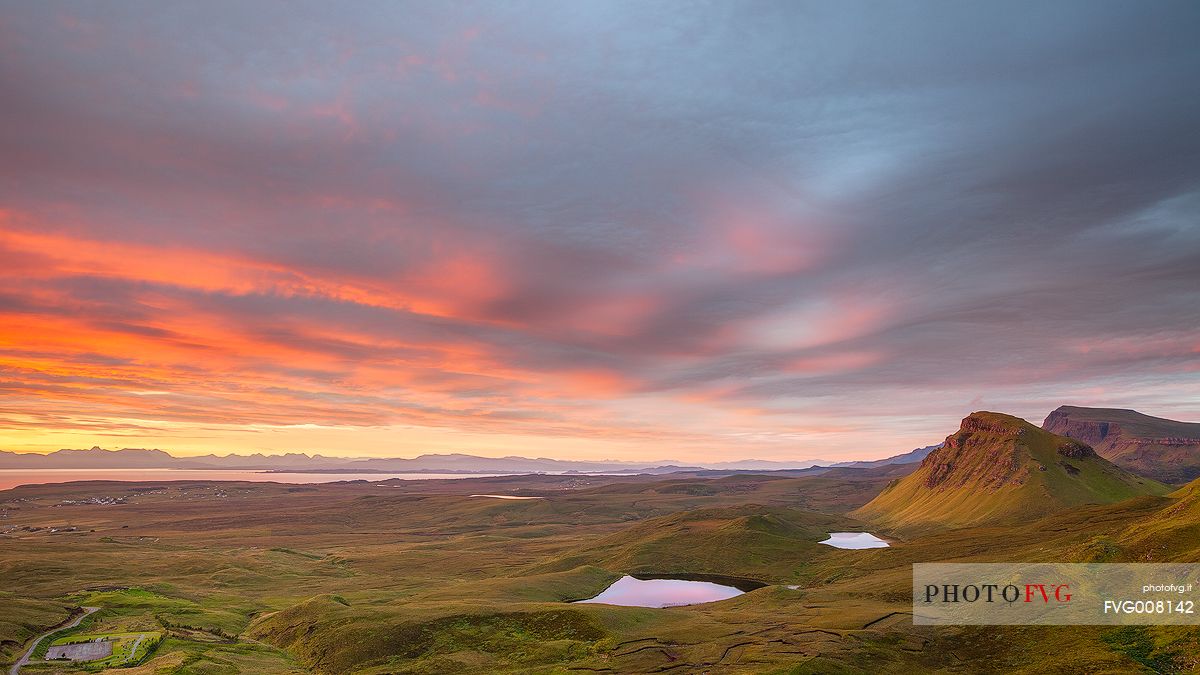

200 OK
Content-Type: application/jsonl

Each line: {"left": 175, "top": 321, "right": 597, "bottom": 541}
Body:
{"left": 1042, "top": 406, "right": 1200, "bottom": 484}
{"left": 924, "top": 417, "right": 1027, "bottom": 490}
{"left": 1041, "top": 408, "right": 1115, "bottom": 446}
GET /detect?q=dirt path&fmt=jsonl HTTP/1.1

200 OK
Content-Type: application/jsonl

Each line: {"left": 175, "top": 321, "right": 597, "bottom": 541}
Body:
{"left": 9, "top": 606, "right": 99, "bottom": 675}
{"left": 123, "top": 634, "right": 145, "bottom": 664}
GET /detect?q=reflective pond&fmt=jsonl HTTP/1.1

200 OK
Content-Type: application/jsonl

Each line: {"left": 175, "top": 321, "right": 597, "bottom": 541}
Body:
{"left": 575, "top": 574, "right": 764, "bottom": 608}
{"left": 818, "top": 532, "right": 890, "bottom": 549}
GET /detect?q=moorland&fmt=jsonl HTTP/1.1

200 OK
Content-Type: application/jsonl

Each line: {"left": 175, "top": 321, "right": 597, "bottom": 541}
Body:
{"left": 2, "top": 410, "right": 1199, "bottom": 674}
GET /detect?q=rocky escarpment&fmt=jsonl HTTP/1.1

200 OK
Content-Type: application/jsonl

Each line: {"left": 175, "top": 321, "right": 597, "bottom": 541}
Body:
{"left": 1043, "top": 406, "right": 1200, "bottom": 484}
{"left": 925, "top": 419, "right": 1027, "bottom": 490}
{"left": 923, "top": 416, "right": 1094, "bottom": 489}
{"left": 1042, "top": 408, "right": 1116, "bottom": 446}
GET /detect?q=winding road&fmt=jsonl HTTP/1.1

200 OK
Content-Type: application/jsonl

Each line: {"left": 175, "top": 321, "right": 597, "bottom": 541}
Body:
{"left": 8, "top": 606, "right": 99, "bottom": 675}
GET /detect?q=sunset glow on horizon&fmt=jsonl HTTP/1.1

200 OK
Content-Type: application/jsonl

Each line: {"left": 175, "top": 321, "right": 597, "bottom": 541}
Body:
{"left": 2, "top": 2, "right": 1197, "bottom": 461}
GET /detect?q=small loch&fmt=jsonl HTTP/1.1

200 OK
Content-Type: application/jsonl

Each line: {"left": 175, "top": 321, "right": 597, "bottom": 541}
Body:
{"left": 575, "top": 574, "right": 765, "bottom": 608}
{"left": 818, "top": 532, "right": 890, "bottom": 549}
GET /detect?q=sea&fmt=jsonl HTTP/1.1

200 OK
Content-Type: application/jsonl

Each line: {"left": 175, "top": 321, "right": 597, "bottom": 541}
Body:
{"left": 0, "top": 469, "right": 523, "bottom": 491}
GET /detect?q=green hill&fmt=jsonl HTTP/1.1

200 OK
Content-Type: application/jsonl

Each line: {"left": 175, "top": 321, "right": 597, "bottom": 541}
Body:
{"left": 1119, "top": 477, "right": 1200, "bottom": 561}
{"left": 1042, "top": 405, "right": 1200, "bottom": 483}
{"left": 247, "top": 594, "right": 609, "bottom": 674}
{"left": 530, "top": 504, "right": 856, "bottom": 581}
{"left": 853, "top": 411, "right": 1170, "bottom": 532}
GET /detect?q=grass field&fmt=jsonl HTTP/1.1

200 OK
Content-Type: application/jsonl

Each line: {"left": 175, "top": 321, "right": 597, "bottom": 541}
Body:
{"left": 2, "top": 468, "right": 1198, "bottom": 673}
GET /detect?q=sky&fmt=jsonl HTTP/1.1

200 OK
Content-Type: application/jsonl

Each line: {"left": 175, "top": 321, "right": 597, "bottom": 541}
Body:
{"left": 1, "top": 1, "right": 1198, "bottom": 461}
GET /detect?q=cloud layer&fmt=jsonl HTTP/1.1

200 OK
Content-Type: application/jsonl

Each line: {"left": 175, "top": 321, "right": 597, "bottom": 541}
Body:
{"left": 1, "top": 1, "right": 1198, "bottom": 459}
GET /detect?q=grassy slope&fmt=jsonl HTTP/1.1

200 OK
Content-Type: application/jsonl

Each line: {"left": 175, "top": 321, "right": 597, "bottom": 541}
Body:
{"left": 854, "top": 412, "right": 1169, "bottom": 532}
{"left": 1118, "top": 477, "right": 1200, "bottom": 562}
{"left": 247, "top": 595, "right": 610, "bottom": 674}
{"left": 0, "top": 596, "right": 74, "bottom": 665}
{"left": 530, "top": 504, "right": 858, "bottom": 582}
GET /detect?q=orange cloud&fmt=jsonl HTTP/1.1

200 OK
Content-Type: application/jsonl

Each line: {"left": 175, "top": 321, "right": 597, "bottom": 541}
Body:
{"left": 0, "top": 213, "right": 514, "bottom": 321}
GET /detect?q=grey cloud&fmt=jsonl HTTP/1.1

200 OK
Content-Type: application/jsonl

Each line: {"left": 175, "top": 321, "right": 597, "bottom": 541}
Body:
{"left": 1, "top": 0, "right": 1197, "bottom": 450}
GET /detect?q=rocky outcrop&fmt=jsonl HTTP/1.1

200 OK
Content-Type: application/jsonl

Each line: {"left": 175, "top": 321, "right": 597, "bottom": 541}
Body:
{"left": 956, "top": 415, "right": 1023, "bottom": 437}
{"left": 1056, "top": 440, "right": 1096, "bottom": 459}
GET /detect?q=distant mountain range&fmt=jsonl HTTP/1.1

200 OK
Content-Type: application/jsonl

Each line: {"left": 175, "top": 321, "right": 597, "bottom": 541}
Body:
{"left": 1042, "top": 405, "right": 1200, "bottom": 483}
{"left": 4, "top": 406, "right": 1192, "bottom": 482}
{"left": 829, "top": 444, "right": 939, "bottom": 469}
{"left": 853, "top": 411, "right": 1170, "bottom": 531}
{"left": 0, "top": 446, "right": 931, "bottom": 475}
